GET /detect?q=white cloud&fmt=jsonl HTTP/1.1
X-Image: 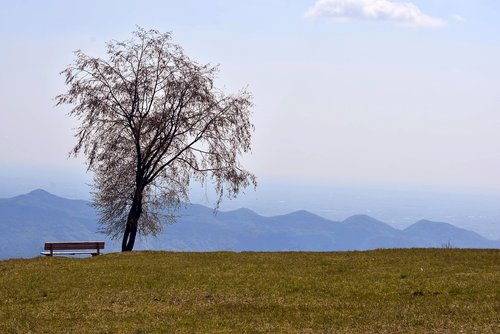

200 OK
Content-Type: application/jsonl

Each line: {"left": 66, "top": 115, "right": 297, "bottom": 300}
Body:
{"left": 451, "top": 14, "right": 465, "bottom": 23}
{"left": 305, "top": 0, "right": 446, "bottom": 28}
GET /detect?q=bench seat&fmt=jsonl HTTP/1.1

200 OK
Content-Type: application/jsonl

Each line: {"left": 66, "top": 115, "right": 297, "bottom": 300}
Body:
{"left": 40, "top": 251, "right": 100, "bottom": 256}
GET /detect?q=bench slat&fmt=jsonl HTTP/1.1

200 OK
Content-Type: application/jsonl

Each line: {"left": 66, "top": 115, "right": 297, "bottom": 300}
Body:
{"left": 40, "top": 251, "right": 99, "bottom": 255}
{"left": 44, "top": 242, "right": 105, "bottom": 251}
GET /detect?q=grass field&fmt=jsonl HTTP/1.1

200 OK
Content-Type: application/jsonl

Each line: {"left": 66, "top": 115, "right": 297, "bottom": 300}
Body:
{"left": 0, "top": 249, "right": 499, "bottom": 333}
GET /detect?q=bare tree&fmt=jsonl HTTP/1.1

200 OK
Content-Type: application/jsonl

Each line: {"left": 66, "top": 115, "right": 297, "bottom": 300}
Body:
{"left": 56, "top": 28, "right": 256, "bottom": 251}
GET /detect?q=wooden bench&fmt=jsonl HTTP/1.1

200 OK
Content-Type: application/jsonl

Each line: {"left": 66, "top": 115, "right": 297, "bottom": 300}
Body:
{"left": 41, "top": 241, "right": 105, "bottom": 257}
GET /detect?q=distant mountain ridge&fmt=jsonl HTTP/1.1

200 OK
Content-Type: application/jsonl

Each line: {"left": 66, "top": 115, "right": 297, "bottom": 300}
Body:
{"left": 0, "top": 189, "right": 498, "bottom": 259}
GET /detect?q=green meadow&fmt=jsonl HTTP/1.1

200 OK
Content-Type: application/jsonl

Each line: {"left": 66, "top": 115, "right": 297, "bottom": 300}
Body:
{"left": 1, "top": 249, "right": 499, "bottom": 333}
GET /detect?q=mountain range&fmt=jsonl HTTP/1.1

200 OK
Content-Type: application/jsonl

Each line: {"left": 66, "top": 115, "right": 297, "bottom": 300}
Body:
{"left": 0, "top": 189, "right": 498, "bottom": 259}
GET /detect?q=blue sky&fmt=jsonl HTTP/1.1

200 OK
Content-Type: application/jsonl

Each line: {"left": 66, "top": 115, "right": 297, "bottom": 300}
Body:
{"left": 1, "top": 0, "right": 500, "bottom": 198}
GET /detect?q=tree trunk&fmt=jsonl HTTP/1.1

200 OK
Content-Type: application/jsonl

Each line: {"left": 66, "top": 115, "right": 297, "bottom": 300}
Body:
{"left": 121, "top": 189, "right": 143, "bottom": 252}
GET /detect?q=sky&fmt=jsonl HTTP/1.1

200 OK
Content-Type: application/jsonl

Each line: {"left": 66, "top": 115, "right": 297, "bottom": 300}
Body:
{"left": 1, "top": 1, "right": 500, "bottom": 235}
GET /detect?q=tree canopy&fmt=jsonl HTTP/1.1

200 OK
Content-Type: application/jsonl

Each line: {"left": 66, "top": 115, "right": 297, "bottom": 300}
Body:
{"left": 57, "top": 28, "right": 256, "bottom": 251}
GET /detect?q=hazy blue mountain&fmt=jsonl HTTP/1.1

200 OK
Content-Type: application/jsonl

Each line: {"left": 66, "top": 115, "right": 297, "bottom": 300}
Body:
{"left": 0, "top": 189, "right": 498, "bottom": 259}
{"left": 402, "top": 220, "right": 497, "bottom": 248}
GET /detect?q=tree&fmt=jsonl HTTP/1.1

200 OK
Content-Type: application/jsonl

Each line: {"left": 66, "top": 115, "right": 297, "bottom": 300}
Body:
{"left": 56, "top": 28, "right": 256, "bottom": 251}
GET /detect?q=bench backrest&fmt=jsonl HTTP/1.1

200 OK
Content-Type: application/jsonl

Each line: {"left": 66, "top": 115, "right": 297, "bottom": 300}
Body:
{"left": 44, "top": 241, "right": 105, "bottom": 251}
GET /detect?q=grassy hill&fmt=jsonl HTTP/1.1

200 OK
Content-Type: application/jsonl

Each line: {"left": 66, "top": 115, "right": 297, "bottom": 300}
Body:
{"left": 1, "top": 249, "right": 499, "bottom": 333}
